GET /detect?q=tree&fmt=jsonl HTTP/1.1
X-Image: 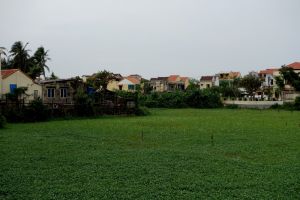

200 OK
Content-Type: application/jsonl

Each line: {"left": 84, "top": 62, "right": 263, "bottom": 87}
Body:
{"left": 9, "top": 41, "right": 31, "bottom": 73}
{"left": 239, "top": 74, "right": 261, "bottom": 100}
{"left": 274, "top": 76, "right": 284, "bottom": 100}
{"left": 141, "top": 79, "right": 152, "bottom": 94}
{"left": 88, "top": 70, "right": 116, "bottom": 91}
{"left": 0, "top": 47, "right": 7, "bottom": 67}
{"left": 219, "top": 79, "right": 241, "bottom": 99}
{"left": 2, "top": 42, "right": 51, "bottom": 79}
{"left": 49, "top": 72, "right": 59, "bottom": 80}
{"left": 32, "top": 46, "right": 50, "bottom": 78}
{"left": 278, "top": 65, "right": 300, "bottom": 91}
{"left": 186, "top": 79, "right": 199, "bottom": 90}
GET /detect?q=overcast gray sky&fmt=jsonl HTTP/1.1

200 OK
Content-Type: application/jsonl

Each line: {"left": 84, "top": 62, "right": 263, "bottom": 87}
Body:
{"left": 1, "top": 0, "right": 299, "bottom": 79}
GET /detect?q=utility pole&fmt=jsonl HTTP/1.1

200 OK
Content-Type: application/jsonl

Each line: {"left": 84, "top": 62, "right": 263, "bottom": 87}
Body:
{"left": 0, "top": 47, "right": 6, "bottom": 100}
{"left": 0, "top": 48, "right": 3, "bottom": 99}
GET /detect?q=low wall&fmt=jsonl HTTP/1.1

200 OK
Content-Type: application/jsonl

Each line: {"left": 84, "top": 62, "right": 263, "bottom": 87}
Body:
{"left": 224, "top": 100, "right": 283, "bottom": 109}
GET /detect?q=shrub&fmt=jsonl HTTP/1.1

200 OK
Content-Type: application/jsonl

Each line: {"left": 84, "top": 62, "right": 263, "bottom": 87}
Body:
{"left": 270, "top": 103, "right": 282, "bottom": 109}
{"left": 3, "top": 107, "right": 24, "bottom": 122}
{"left": 0, "top": 114, "right": 6, "bottom": 128}
{"left": 139, "top": 89, "right": 223, "bottom": 109}
{"left": 74, "top": 91, "right": 94, "bottom": 116}
{"left": 23, "top": 98, "right": 50, "bottom": 122}
{"left": 282, "top": 102, "right": 295, "bottom": 110}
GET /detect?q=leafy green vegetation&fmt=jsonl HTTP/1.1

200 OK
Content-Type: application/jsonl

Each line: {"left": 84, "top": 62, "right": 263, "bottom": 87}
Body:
{"left": 0, "top": 109, "right": 299, "bottom": 199}
{"left": 139, "top": 89, "right": 222, "bottom": 108}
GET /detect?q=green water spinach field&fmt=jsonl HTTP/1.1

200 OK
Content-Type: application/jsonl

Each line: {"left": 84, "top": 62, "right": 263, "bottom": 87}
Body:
{"left": 0, "top": 109, "right": 300, "bottom": 199}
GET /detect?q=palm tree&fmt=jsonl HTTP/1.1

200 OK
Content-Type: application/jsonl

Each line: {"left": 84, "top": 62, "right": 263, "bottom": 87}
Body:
{"left": 32, "top": 46, "right": 50, "bottom": 78}
{"left": 9, "top": 41, "right": 31, "bottom": 73}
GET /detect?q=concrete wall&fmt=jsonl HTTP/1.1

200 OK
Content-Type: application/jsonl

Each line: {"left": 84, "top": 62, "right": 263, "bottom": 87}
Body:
{"left": 224, "top": 100, "right": 283, "bottom": 109}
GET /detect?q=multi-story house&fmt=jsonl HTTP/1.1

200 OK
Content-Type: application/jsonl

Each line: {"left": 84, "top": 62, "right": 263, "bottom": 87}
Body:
{"left": 150, "top": 77, "right": 168, "bottom": 92}
{"left": 167, "top": 75, "right": 189, "bottom": 91}
{"left": 199, "top": 76, "right": 218, "bottom": 89}
{"left": 216, "top": 71, "right": 241, "bottom": 86}
{"left": 150, "top": 75, "right": 189, "bottom": 92}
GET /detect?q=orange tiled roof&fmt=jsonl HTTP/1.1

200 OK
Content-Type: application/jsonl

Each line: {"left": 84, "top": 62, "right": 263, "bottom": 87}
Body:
{"left": 287, "top": 62, "right": 300, "bottom": 70}
{"left": 259, "top": 68, "right": 278, "bottom": 74}
{"left": 1, "top": 69, "right": 19, "bottom": 79}
{"left": 126, "top": 77, "right": 140, "bottom": 84}
{"left": 168, "top": 75, "right": 180, "bottom": 82}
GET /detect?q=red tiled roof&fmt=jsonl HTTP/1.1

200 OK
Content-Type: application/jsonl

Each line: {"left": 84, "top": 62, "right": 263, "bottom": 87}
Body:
{"left": 287, "top": 62, "right": 300, "bottom": 70}
{"left": 200, "top": 76, "right": 214, "bottom": 81}
{"left": 126, "top": 77, "right": 140, "bottom": 84}
{"left": 168, "top": 75, "right": 180, "bottom": 82}
{"left": 1, "top": 69, "right": 19, "bottom": 79}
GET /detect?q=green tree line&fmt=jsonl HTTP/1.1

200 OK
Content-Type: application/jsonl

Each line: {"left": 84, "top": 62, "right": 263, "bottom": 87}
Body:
{"left": 1, "top": 41, "right": 57, "bottom": 79}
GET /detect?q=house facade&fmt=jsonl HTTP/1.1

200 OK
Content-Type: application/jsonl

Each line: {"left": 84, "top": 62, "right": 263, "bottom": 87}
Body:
{"left": 257, "top": 68, "right": 278, "bottom": 100}
{"left": 199, "top": 76, "right": 217, "bottom": 89}
{"left": 117, "top": 76, "right": 141, "bottom": 92}
{"left": 217, "top": 71, "right": 241, "bottom": 86}
{"left": 150, "top": 77, "right": 168, "bottom": 92}
{"left": 0, "top": 69, "right": 42, "bottom": 102}
{"left": 150, "top": 75, "right": 189, "bottom": 92}
{"left": 107, "top": 74, "right": 141, "bottom": 92}
{"left": 167, "top": 75, "right": 189, "bottom": 91}
{"left": 258, "top": 62, "right": 300, "bottom": 100}
{"left": 40, "top": 78, "right": 83, "bottom": 105}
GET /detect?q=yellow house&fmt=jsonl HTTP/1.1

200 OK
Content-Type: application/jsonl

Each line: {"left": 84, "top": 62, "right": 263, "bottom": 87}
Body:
{"left": 107, "top": 75, "right": 141, "bottom": 92}
{"left": 107, "top": 79, "right": 120, "bottom": 91}
{"left": 0, "top": 69, "right": 42, "bottom": 102}
{"left": 117, "top": 77, "right": 141, "bottom": 91}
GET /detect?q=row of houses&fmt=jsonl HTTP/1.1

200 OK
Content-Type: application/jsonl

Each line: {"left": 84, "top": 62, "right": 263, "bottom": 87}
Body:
{"left": 0, "top": 62, "right": 299, "bottom": 104}
{"left": 198, "top": 62, "right": 300, "bottom": 100}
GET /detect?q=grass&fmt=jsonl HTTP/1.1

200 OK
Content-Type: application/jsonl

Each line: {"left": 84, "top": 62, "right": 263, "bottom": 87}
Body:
{"left": 0, "top": 109, "right": 300, "bottom": 199}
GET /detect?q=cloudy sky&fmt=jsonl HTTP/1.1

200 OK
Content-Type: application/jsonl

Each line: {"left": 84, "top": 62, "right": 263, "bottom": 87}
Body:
{"left": 1, "top": 0, "right": 299, "bottom": 79}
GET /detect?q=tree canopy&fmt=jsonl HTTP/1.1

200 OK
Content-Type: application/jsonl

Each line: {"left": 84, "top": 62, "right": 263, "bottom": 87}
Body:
{"left": 1, "top": 41, "right": 52, "bottom": 80}
{"left": 239, "top": 74, "right": 261, "bottom": 98}
{"left": 278, "top": 65, "right": 300, "bottom": 91}
{"left": 87, "top": 70, "right": 116, "bottom": 91}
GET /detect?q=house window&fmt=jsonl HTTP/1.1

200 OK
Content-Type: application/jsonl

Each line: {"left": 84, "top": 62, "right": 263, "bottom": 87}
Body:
{"left": 60, "top": 88, "right": 67, "bottom": 98}
{"left": 47, "top": 88, "right": 55, "bottom": 98}
{"left": 34, "top": 90, "right": 39, "bottom": 99}
{"left": 206, "top": 84, "right": 210, "bottom": 88}
{"left": 270, "top": 79, "right": 273, "bottom": 86}
{"left": 128, "top": 85, "right": 134, "bottom": 90}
